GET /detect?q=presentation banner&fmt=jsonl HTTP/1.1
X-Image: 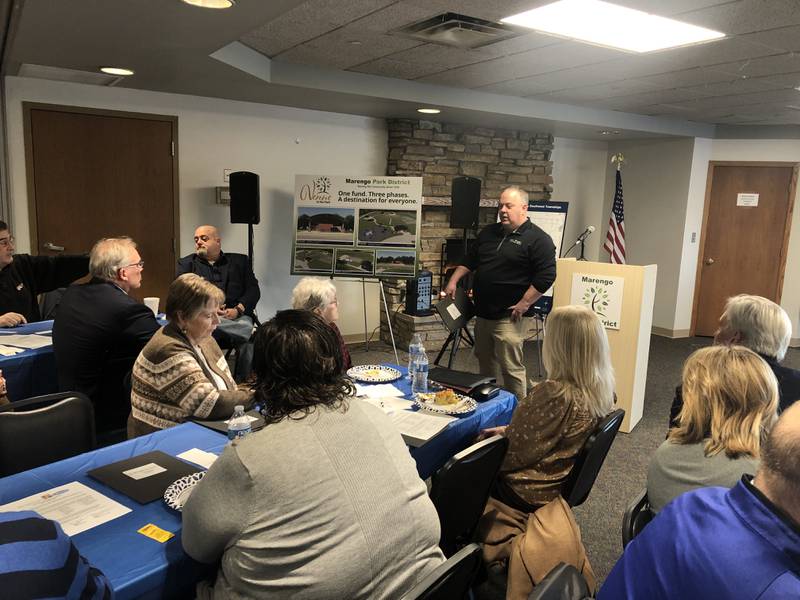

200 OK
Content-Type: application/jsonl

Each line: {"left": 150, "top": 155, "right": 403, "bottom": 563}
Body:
{"left": 292, "top": 175, "right": 423, "bottom": 278}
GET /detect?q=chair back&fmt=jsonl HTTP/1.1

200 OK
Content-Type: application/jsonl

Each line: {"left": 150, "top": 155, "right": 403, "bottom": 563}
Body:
{"left": 429, "top": 435, "right": 509, "bottom": 556}
{"left": 0, "top": 392, "right": 96, "bottom": 476}
{"left": 561, "top": 409, "right": 625, "bottom": 506}
{"left": 622, "top": 488, "right": 654, "bottom": 548}
{"left": 401, "top": 543, "right": 482, "bottom": 600}
{"left": 527, "top": 562, "right": 591, "bottom": 600}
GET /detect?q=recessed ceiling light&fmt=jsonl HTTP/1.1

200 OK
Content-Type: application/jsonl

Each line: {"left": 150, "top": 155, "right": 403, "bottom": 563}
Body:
{"left": 794, "top": 86, "right": 800, "bottom": 92}
{"left": 99, "top": 67, "right": 134, "bottom": 76}
{"left": 501, "top": 0, "right": 725, "bottom": 53}
{"left": 417, "top": 108, "right": 441, "bottom": 114}
{"left": 181, "top": 0, "right": 235, "bottom": 8}
{"left": 348, "top": 40, "right": 363, "bottom": 46}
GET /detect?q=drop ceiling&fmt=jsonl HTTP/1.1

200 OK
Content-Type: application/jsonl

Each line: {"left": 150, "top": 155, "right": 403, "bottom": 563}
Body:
{"left": 6, "top": 0, "right": 800, "bottom": 139}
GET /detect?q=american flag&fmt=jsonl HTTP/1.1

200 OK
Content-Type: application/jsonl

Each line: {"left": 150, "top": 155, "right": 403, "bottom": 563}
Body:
{"left": 603, "top": 169, "right": 626, "bottom": 264}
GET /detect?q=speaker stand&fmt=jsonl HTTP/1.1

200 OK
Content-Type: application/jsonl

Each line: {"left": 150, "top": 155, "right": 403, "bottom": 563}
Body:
{"left": 247, "top": 223, "right": 255, "bottom": 269}
{"left": 434, "top": 323, "right": 474, "bottom": 369}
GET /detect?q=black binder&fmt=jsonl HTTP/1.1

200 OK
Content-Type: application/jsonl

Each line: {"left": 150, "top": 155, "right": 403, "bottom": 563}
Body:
{"left": 428, "top": 367, "right": 495, "bottom": 394}
{"left": 88, "top": 450, "right": 202, "bottom": 504}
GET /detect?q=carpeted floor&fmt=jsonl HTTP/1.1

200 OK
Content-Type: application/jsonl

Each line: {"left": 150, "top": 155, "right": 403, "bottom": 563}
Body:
{"left": 349, "top": 334, "right": 800, "bottom": 583}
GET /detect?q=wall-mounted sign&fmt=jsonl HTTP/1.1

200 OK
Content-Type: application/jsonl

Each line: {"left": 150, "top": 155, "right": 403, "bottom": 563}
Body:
{"left": 570, "top": 273, "right": 625, "bottom": 330}
{"left": 292, "top": 175, "right": 423, "bottom": 278}
{"left": 736, "top": 192, "right": 759, "bottom": 207}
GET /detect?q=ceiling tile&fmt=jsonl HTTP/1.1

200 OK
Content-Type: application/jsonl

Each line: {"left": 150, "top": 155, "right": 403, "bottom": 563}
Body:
{"left": 648, "top": 36, "right": 778, "bottom": 71}
{"left": 759, "top": 71, "right": 800, "bottom": 89}
{"left": 685, "top": 76, "right": 787, "bottom": 97}
{"left": 349, "top": 56, "right": 446, "bottom": 79}
{"left": 666, "top": 88, "right": 800, "bottom": 111}
{"left": 278, "top": 28, "right": 422, "bottom": 69}
{"left": 739, "top": 25, "right": 800, "bottom": 53}
{"left": 415, "top": 41, "right": 621, "bottom": 87}
{"left": 587, "top": 87, "right": 714, "bottom": 110}
{"left": 241, "top": 0, "right": 396, "bottom": 57}
{"left": 714, "top": 53, "right": 800, "bottom": 78}
{"left": 677, "top": 0, "right": 800, "bottom": 35}
{"left": 638, "top": 66, "right": 750, "bottom": 89}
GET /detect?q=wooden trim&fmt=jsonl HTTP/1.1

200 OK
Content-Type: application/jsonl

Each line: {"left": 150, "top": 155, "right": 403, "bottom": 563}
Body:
{"left": 652, "top": 326, "right": 691, "bottom": 339}
{"left": 689, "top": 162, "right": 716, "bottom": 336}
{"left": 690, "top": 161, "right": 798, "bottom": 336}
{"left": 21, "top": 102, "right": 180, "bottom": 257}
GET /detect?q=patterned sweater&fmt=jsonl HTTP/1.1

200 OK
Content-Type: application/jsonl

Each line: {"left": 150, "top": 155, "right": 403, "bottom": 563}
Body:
{"left": 128, "top": 322, "right": 253, "bottom": 438}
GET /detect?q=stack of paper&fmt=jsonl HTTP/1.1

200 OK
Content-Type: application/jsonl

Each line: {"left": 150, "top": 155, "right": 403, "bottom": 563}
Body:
{"left": 390, "top": 410, "right": 454, "bottom": 447}
{"left": 355, "top": 383, "right": 405, "bottom": 398}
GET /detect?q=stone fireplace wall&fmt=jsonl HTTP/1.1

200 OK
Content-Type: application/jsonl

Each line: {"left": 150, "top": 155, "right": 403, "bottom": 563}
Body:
{"left": 380, "top": 118, "right": 554, "bottom": 350}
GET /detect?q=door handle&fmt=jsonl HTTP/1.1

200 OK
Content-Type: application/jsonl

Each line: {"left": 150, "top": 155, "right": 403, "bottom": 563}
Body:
{"left": 705, "top": 257, "right": 715, "bottom": 265}
{"left": 43, "top": 242, "right": 65, "bottom": 252}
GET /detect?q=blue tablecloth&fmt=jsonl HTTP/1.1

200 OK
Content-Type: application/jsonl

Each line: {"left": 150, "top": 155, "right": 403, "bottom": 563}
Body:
{"left": 0, "top": 320, "right": 58, "bottom": 400}
{"left": 0, "top": 371, "right": 517, "bottom": 598}
{"left": 0, "top": 422, "right": 225, "bottom": 600}
{"left": 376, "top": 366, "right": 517, "bottom": 479}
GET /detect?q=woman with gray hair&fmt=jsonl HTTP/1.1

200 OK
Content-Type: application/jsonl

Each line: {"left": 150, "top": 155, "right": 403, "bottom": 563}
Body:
{"left": 128, "top": 273, "right": 253, "bottom": 438}
{"left": 669, "top": 294, "right": 799, "bottom": 428}
{"left": 291, "top": 277, "right": 352, "bottom": 370}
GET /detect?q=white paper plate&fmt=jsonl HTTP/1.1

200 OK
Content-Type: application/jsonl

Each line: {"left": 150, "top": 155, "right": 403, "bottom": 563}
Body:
{"left": 163, "top": 471, "right": 205, "bottom": 512}
{"left": 414, "top": 392, "right": 477, "bottom": 416}
{"left": 347, "top": 365, "right": 402, "bottom": 383}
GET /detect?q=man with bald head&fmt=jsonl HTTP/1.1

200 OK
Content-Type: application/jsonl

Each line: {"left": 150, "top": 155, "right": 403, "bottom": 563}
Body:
{"left": 177, "top": 225, "right": 260, "bottom": 379}
{"left": 444, "top": 186, "right": 556, "bottom": 401}
{"left": 601, "top": 401, "right": 800, "bottom": 598}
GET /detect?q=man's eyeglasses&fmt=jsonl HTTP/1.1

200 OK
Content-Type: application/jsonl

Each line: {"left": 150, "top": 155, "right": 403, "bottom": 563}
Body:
{"left": 120, "top": 260, "right": 144, "bottom": 270}
{"left": 0, "top": 236, "right": 14, "bottom": 248}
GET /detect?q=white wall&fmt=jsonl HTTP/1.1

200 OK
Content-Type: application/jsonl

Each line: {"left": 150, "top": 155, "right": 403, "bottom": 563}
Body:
{"left": 551, "top": 137, "right": 608, "bottom": 261}
{"left": 708, "top": 139, "right": 800, "bottom": 344}
{"left": 603, "top": 137, "right": 696, "bottom": 331}
{"left": 4, "top": 76, "right": 387, "bottom": 337}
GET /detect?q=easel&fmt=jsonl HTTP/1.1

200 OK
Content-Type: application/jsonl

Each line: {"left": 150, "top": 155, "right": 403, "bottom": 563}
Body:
{"left": 343, "top": 276, "right": 399, "bottom": 366}
{"left": 434, "top": 227, "right": 475, "bottom": 368}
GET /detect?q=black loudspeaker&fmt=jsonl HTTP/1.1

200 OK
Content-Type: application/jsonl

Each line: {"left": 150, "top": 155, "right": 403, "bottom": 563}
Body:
{"left": 230, "top": 171, "right": 260, "bottom": 224}
{"left": 449, "top": 176, "right": 481, "bottom": 229}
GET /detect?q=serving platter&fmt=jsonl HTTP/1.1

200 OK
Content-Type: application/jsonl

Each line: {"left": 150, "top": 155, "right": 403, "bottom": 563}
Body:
{"left": 163, "top": 471, "right": 206, "bottom": 511}
{"left": 346, "top": 364, "right": 402, "bottom": 383}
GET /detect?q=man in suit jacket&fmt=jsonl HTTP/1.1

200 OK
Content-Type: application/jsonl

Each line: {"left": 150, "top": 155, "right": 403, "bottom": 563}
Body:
{"left": 53, "top": 237, "right": 159, "bottom": 442}
{"left": 177, "top": 225, "right": 260, "bottom": 379}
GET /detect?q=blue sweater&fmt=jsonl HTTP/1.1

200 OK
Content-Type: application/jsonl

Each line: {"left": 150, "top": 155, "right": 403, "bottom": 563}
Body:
{"left": 0, "top": 510, "right": 112, "bottom": 599}
{"left": 600, "top": 478, "right": 800, "bottom": 599}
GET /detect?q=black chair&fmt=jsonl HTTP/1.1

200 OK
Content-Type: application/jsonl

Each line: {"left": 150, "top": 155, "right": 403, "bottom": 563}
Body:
{"left": 429, "top": 435, "right": 509, "bottom": 557}
{"left": 0, "top": 392, "right": 96, "bottom": 476}
{"left": 401, "top": 543, "right": 482, "bottom": 600}
{"left": 622, "top": 488, "right": 654, "bottom": 548}
{"left": 495, "top": 409, "right": 626, "bottom": 512}
{"left": 527, "top": 562, "right": 592, "bottom": 600}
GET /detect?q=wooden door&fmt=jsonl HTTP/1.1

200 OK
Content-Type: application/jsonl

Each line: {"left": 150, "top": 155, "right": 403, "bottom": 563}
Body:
{"left": 693, "top": 162, "right": 797, "bottom": 336}
{"left": 24, "top": 104, "right": 178, "bottom": 303}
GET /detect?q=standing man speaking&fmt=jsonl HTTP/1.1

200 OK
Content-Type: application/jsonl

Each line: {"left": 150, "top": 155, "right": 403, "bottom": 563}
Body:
{"left": 444, "top": 186, "right": 556, "bottom": 401}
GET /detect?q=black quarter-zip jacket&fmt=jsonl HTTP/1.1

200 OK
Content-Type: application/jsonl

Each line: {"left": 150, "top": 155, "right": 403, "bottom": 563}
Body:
{"left": 462, "top": 219, "right": 556, "bottom": 320}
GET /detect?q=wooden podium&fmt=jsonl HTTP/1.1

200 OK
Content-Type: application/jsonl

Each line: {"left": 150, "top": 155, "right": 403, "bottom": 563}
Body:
{"left": 552, "top": 259, "right": 657, "bottom": 433}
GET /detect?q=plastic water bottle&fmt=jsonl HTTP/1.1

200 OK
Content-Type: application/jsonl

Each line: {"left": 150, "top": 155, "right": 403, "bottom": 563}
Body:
{"left": 411, "top": 348, "right": 429, "bottom": 395}
{"left": 407, "top": 333, "right": 423, "bottom": 380}
{"left": 227, "top": 405, "right": 251, "bottom": 441}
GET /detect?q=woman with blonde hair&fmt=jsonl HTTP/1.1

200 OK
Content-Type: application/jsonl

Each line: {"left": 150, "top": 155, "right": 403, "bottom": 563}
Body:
{"left": 648, "top": 345, "right": 778, "bottom": 512}
{"left": 488, "top": 304, "right": 616, "bottom": 508}
{"left": 128, "top": 273, "right": 253, "bottom": 438}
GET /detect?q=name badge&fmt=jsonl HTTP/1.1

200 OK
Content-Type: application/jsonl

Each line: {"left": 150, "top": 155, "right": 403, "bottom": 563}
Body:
{"left": 510, "top": 238, "right": 522, "bottom": 246}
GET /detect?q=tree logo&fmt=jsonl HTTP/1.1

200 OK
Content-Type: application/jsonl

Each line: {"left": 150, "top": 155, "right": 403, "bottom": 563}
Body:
{"left": 582, "top": 285, "right": 610, "bottom": 317}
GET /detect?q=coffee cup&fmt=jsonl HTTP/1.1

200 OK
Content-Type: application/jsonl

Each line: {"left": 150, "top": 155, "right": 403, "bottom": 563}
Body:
{"left": 144, "top": 297, "right": 160, "bottom": 316}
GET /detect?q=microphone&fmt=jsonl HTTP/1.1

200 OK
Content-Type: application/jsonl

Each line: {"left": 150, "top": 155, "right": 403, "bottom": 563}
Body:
{"left": 576, "top": 225, "right": 595, "bottom": 243}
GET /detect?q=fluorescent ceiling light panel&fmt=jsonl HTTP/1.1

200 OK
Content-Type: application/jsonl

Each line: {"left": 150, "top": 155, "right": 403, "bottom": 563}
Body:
{"left": 417, "top": 108, "right": 441, "bottom": 114}
{"left": 501, "top": 0, "right": 725, "bottom": 53}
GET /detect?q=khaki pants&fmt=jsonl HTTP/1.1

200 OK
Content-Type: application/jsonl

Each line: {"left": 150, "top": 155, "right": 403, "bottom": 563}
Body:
{"left": 474, "top": 316, "right": 529, "bottom": 402}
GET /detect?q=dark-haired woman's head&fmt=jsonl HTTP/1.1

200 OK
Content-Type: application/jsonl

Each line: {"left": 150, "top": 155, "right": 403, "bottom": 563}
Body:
{"left": 252, "top": 309, "right": 353, "bottom": 424}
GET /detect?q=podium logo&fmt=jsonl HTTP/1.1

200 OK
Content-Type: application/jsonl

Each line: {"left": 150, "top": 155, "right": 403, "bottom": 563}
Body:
{"left": 581, "top": 284, "right": 610, "bottom": 318}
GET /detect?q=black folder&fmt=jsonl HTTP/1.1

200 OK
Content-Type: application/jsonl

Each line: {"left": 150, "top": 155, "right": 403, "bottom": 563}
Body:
{"left": 435, "top": 288, "right": 474, "bottom": 332}
{"left": 88, "top": 450, "right": 202, "bottom": 504}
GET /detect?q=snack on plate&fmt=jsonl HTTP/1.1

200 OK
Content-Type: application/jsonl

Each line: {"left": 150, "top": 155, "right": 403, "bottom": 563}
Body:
{"left": 361, "top": 369, "right": 382, "bottom": 378}
{"left": 434, "top": 388, "right": 460, "bottom": 405}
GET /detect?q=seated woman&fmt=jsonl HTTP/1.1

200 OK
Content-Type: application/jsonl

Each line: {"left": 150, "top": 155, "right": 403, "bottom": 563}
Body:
{"left": 181, "top": 310, "right": 444, "bottom": 599}
{"left": 490, "top": 304, "right": 615, "bottom": 509}
{"left": 291, "top": 276, "right": 352, "bottom": 371}
{"left": 647, "top": 345, "right": 778, "bottom": 512}
{"left": 127, "top": 273, "right": 253, "bottom": 438}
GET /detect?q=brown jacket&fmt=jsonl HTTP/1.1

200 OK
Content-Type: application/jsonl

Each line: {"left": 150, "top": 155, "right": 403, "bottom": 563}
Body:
{"left": 128, "top": 322, "right": 252, "bottom": 438}
{"left": 499, "top": 380, "right": 598, "bottom": 507}
{"left": 477, "top": 496, "right": 596, "bottom": 599}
